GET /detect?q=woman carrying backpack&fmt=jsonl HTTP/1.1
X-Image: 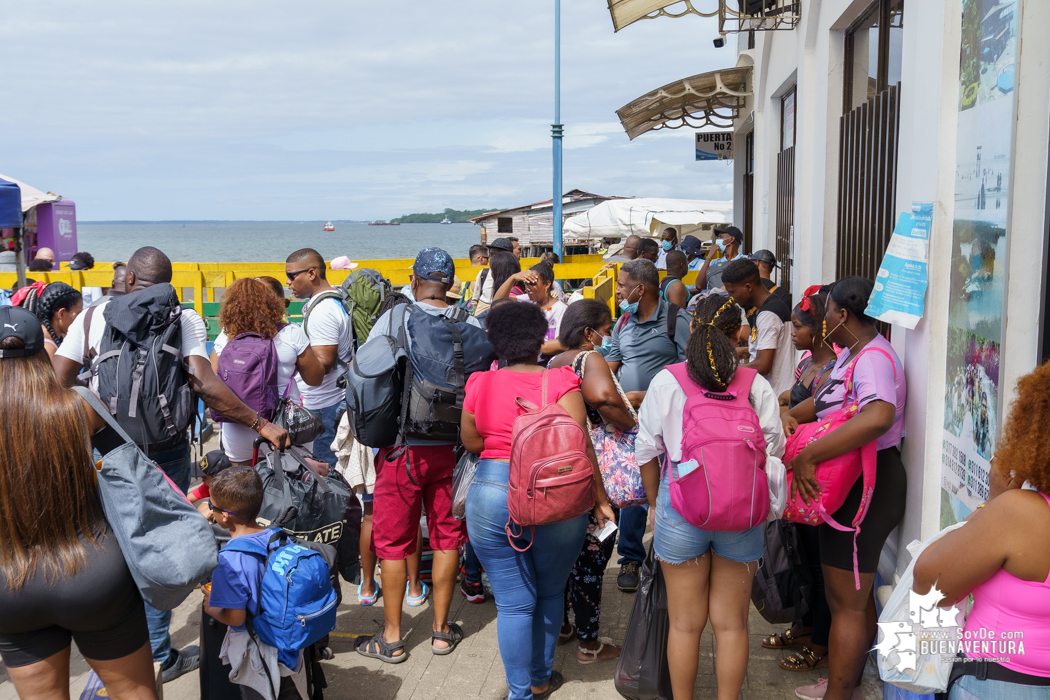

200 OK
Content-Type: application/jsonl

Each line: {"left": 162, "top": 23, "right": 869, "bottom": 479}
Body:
{"left": 460, "top": 301, "right": 615, "bottom": 700}
{"left": 210, "top": 278, "right": 325, "bottom": 464}
{"left": 636, "top": 295, "right": 785, "bottom": 700}
{"left": 781, "top": 277, "right": 906, "bottom": 700}
{"left": 30, "top": 282, "right": 83, "bottom": 361}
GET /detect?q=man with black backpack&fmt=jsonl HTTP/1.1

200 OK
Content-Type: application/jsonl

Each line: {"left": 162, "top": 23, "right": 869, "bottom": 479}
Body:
{"left": 53, "top": 246, "right": 290, "bottom": 684}
{"left": 352, "top": 247, "right": 495, "bottom": 664}
{"left": 285, "top": 248, "right": 356, "bottom": 470}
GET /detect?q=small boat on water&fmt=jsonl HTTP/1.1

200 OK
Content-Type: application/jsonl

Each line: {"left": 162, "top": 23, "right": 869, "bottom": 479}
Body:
{"left": 440, "top": 216, "right": 452, "bottom": 225}
{"left": 368, "top": 220, "right": 400, "bottom": 226}
{"left": 323, "top": 221, "right": 335, "bottom": 231}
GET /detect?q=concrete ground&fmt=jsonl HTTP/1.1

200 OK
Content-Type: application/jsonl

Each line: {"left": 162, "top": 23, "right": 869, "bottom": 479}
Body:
{"left": 0, "top": 562, "right": 882, "bottom": 700}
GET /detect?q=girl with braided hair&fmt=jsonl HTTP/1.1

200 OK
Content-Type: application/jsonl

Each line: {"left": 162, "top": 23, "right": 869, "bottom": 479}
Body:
{"left": 33, "top": 282, "right": 83, "bottom": 361}
{"left": 635, "top": 293, "right": 786, "bottom": 700}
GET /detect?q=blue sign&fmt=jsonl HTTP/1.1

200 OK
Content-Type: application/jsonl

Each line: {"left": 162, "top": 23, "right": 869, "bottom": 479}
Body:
{"left": 0, "top": 180, "right": 21, "bottom": 229}
{"left": 865, "top": 202, "right": 933, "bottom": 330}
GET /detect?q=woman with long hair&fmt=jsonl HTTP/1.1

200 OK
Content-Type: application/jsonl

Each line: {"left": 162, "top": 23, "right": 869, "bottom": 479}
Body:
{"left": 781, "top": 276, "right": 906, "bottom": 700}
{"left": 637, "top": 294, "right": 785, "bottom": 700}
{"left": 210, "top": 277, "right": 324, "bottom": 464}
{"left": 914, "top": 361, "right": 1050, "bottom": 699}
{"left": 494, "top": 261, "right": 568, "bottom": 357}
{"left": 0, "top": 306, "right": 158, "bottom": 699}
{"left": 31, "top": 282, "right": 83, "bottom": 361}
{"left": 472, "top": 251, "right": 521, "bottom": 317}
{"left": 548, "top": 299, "right": 636, "bottom": 664}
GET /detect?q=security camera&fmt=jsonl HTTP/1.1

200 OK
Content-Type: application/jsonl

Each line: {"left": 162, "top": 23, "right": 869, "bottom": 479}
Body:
{"left": 713, "top": 33, "right": 727, "bottom": 48}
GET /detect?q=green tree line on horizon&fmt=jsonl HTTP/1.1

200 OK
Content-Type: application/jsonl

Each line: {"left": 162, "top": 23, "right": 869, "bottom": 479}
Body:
{"left": 391, "top": 207, "right": 500, "bottom": 224}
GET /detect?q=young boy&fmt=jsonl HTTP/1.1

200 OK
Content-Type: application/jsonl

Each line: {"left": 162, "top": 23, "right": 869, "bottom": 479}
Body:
{"left": 202, "top": 467, "right": 306, "bottom": 699}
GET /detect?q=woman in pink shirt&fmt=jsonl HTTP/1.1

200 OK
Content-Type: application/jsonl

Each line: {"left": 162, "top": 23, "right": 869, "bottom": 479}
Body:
{"left": 915, "top": 362, "right": 1050, "bottom": 699}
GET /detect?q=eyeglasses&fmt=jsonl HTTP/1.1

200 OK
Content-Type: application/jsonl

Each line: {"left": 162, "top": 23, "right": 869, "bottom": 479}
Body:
{"left": 208, "top": 501, "right": 238, "bottom": 516}
{"left": 286, "top": 267, "right": 316, "bottom": 282}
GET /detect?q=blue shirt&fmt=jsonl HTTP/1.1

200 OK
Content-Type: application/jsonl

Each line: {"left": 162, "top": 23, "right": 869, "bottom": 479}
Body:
{"left": 210, "top": 530, "right": 271, "bottom": 631}
{"left": 605, "top": 300, "right": 691, "bottom": 393}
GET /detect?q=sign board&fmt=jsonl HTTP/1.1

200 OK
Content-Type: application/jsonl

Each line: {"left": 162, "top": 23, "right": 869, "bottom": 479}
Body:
{"left": 865, "top": 202, "right": 932, "bottom": 330}
{"left": 696, "top": 132, "right": 733, "bottom": 161}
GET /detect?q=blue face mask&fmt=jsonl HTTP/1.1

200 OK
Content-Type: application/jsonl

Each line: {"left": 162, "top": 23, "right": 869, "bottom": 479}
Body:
{"left": 716, "top": 238, "right": 728, "bottom": 253}
{"left": 591, "top": 330, "right": 614, "bottom": 356}
{"left": 619, "top": 286, "right": 641, "bottom": 315}
{"left": 661, "top": 240, "right": 674, "bottom": 251}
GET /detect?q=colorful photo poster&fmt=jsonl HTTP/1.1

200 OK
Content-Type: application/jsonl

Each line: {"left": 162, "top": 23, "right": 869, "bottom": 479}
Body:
{"left": 941, "top": 0, "right": 1017, "bottom": 528}
{"left": 865, "top": 202, "right": 932, "bottom": 330}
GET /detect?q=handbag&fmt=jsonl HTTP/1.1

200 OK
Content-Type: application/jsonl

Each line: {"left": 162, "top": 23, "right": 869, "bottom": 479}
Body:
{"left": 451, "top": 449, "right": 479, "bottom": 522}
{"left": 574, "top": 351, "right": 647, "bottom": 508}
{"left": 614, "top": 545, "right": 673, "bottom": 700}
{"left": 75, "top": 386, "right": 218, "bottom": 611}
{"left": 273, "top": 377, "right": 325, "bottom": 447}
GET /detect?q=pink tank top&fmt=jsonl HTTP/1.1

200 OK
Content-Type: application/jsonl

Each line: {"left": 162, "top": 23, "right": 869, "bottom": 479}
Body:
{"left": 962, "top": 491, "right": 1050, "bottom": 677}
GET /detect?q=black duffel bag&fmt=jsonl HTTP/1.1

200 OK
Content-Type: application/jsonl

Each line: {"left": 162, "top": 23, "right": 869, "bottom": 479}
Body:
{"left": 255, "top": 446, "right": 362, "bottom": 585}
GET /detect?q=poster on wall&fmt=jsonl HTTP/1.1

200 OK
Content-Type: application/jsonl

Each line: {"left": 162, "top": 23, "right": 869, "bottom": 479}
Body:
{"left": 941, "top": 0, "right": 1017, "bottom": 528}
{"left": 865, "top": 202, "right": 932, "bottom": 330}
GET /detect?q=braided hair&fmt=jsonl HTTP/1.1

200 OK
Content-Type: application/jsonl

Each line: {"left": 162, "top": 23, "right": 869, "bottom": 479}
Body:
{"left": 686, "top": 295, "right": 742, "bottom": 392}
{"left": 35, "top": 282, "right": 82, "bottom": 346}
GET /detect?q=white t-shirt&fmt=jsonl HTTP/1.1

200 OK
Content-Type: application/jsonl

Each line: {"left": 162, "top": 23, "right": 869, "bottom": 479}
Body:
{"left": 80, "top": 287, "right": 103, "bottom": 306}
{"left": 513, "top": 296, "right": 568, "bottom": 343}
{"left": 749, "top": 309, "right": 795, "bottom": 397}
{"left": 214, "top": 323, "right": 310, "bottom": 403}
{"left": 469, "top": 268, "right": 495, "bottom": 306}
{"left": 57, "top": 298, "right": 209, "bottom": 392}
{"left": 297, "top": 293, "right": 353, "bottom": 409}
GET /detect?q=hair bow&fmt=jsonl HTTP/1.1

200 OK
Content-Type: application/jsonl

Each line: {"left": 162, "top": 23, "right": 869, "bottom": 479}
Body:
{"left": 798, "top": 285, "right": 823, "bottom": 313}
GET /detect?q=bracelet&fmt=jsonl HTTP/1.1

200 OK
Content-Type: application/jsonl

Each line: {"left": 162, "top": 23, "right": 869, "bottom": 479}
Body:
{"left": 249, "top": 413, "right": 261, "bottom": 431}
{"left": 255, "top": 417, "right": 268, "bottom": 433}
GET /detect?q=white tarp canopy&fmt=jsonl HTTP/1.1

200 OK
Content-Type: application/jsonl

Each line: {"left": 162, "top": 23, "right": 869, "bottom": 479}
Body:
{"left": 0, "top": 174, "right": 61, "bottom": 212}
{"left": 564, "top": 197, "right": 732, "bottom": 241}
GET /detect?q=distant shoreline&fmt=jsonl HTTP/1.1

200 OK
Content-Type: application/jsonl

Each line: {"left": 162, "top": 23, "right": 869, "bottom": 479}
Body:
{"left": 78, "top": 220, "right": 474, "bottom": 225}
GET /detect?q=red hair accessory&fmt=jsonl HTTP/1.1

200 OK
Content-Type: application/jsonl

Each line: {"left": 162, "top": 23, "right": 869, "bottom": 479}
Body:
{"left": 798, "top": 285, "right": 823, "bottom": 313}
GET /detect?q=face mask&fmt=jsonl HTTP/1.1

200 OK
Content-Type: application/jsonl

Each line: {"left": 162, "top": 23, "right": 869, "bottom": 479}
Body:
{"left": 590, "top": 330, "right": 613, "bottom": 355}
{"left": 661, "top": 240, "right": 673, "bottom": 251}
{"left": 716, "top": 238, "right": 728, "bottom": 253}
{"left": 619, "top": 286, "right": 641, "bottom": 315}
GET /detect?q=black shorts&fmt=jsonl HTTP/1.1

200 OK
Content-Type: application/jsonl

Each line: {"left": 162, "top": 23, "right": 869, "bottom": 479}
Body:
{"left": 0, "top": 527, "right": 148, "bottom": 667}
{"left": 820, "top": 447, "right": 907, "bottom": 574}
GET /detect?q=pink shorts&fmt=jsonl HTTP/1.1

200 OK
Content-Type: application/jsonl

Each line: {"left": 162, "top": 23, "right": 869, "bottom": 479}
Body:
{"left": 371, "top": 444, "right": 466, "bottom": 560}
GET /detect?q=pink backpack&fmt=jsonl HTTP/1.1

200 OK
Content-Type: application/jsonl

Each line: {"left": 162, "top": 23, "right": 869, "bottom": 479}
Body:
{"left": 782, "top": 347, "right": 895, "bottom": 589}
{"left": 506, "top": 370, "right": 595, "bottom": 550}
{"left": 665, "top": 364, "right": 769, "bottom": 532}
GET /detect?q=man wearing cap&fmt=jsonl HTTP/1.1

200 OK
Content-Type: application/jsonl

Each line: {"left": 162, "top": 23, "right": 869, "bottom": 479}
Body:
{"left": 655, "top": 228, "right": 678, "bottom": 270}
{"left": 358, "top": 248, "right": 483, "bottom": 663}
{"left": 751, "top": 249, "right": 792, "bottom": 308}
{"left": 285, "top": 247, "right": 354, "bottom": 471}
{"left": 187, "top": 449, "right": 235, "bottom": 513}
{"left": 694, "top": 225, "right": 748, "bottom": 293}
{"left": 679, "top": 235, "right": 706, "bottom": 271}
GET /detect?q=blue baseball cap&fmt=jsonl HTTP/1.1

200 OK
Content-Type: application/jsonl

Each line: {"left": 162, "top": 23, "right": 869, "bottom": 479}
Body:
{"left": 413, "top": 247, "right": 455, "bottom": 284}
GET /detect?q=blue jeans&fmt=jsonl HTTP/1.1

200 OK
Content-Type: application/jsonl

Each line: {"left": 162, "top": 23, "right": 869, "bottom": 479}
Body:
{"left": 616, "top": 504, "right": 648, "bottom": 565}
{"left": 145, "top": 441, "right": 192, "bottom": 666}
{"left": 463, "top": 540, "right": 482, "bottom": 583}
{"left": 466, "top": 460, "right": 587, "bottom": 700}
{"left": 952, "top": 675, "right": 1050, "bottom": 699}
{"left": 311, "top": 402, "right": 343, "bottom": 468}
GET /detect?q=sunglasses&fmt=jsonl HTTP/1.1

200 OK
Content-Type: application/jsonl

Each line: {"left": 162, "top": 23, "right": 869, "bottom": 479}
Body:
{"left": 286, "top": 267, "right": 316, "bottom": 282}
{"left": 208, "top": 501, "right": 238, "bottom": 516}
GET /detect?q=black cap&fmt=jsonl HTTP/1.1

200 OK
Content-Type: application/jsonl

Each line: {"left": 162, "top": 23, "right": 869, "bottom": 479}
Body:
{"left": 680, "top": 235, "right": 704, "bottom": 257}
{"left": 717, "top": 226, "right": 744, "bottom": 244}
{"left": 69, "top": 258, "right": 91, "bottom": 270}
{"left": 488, "top": 238, "right": 514, "bottom": 253}
{"left": 751, "top": 249, "right": 778, "bottom": 268}
{"left": 199, "top": 449, "right": 234, "bottom": 477}
{"left": 0, "top": 306, "right": 45, "bottom": 358}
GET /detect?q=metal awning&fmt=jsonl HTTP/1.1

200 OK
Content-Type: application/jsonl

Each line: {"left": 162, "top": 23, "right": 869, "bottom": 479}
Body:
{"left": 616, "top": 66, "right": 751, "bottom": 140}
{"left": 605, "top": 0, "right": 717, "bottom": 32}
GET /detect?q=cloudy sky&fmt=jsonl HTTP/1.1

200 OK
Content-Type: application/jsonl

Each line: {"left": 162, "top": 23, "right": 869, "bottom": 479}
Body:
{"left": 2, "top": 2, "right": 735, "bottom": 221}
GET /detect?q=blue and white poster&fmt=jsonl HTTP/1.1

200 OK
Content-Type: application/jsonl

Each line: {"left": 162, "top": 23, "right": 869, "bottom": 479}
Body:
{"left": 865, "top": 202, "right": 933, "bottom": 330}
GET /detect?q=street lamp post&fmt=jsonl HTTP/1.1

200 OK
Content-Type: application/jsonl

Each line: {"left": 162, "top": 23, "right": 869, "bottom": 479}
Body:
{"left": 552, "top": 0, "right": 564, "bottom": 259}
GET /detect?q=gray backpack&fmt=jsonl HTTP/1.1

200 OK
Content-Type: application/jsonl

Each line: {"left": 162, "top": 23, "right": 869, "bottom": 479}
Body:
{"left": 75, "top": 386, "right": 218, "bottom": 611}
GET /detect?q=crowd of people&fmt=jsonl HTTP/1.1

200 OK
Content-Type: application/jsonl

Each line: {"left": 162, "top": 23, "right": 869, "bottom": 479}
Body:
{"left": 0, "top": 229, "right": 1046, "bottom": 700}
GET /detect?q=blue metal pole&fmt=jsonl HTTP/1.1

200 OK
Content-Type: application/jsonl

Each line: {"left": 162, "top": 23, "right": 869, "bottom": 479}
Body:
{"left": 552, "top": 0, "right": 564, "bottom": 259}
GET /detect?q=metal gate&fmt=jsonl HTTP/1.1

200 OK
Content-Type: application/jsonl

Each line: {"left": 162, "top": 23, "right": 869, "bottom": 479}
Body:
{"left": 775, "top": 145, "right": 795, "bottom": 297}
{"left": 836, "top": 84, "right": 901, "bottom": 281}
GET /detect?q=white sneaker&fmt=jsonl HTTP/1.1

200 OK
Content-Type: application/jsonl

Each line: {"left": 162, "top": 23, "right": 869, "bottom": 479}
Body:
{"left": 795, "top": 678, "right": 828, "bottom": 700}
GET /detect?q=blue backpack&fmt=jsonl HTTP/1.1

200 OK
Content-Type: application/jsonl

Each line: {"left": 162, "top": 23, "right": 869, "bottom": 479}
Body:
{"left": 223, "top": 529, "right": 338, "bottom": 654}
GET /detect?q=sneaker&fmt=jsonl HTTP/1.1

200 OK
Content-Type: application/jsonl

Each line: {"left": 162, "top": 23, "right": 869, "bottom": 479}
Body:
{"left": 161, "top": 645, "right": 200, "bottom": 683}
{"left": 795, "top": 678, "right": 828, "bottom": 700}
{"left": 617, "top": 562, "right": 640, "bottom": 592}
{"left": 461, "top": 578, "right": 485, "bottom": 604}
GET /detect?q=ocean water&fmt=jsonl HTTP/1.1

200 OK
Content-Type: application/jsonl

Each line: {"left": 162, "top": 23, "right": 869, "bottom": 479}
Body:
{"left": 76, "top": 221, "right": 482, "bottom": 263}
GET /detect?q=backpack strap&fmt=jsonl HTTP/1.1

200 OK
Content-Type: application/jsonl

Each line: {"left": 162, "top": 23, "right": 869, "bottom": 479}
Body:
{"left": 81, "top": 304, "right": 98, "bottom": 369}
{"left": 666, "top": 362, "right": 755, "bottom": 405}
{"left": 666, "top": 303, "right": 680, "bottom": 343}
{"left": 222, "top": 534, "right": 270, "bottom": 558}
{"left": 303, "top": 290, "right": 346, "bottom": 338}
{"left": 615, "top": 312, "right": 630, "bottom": 332}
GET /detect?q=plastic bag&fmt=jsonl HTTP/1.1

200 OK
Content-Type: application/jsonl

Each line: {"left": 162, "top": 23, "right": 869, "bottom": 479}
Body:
{"left": 614, "top": 546, "right": 673, "bottom": 700}
{"left": 451, "top": 451, "right": 479, "bottom": 522}
{"left": 766, "top": 455, "right": 788, "bottom": 521}
{"left": 876, "top": 521, "right": 966, "bottom": 695}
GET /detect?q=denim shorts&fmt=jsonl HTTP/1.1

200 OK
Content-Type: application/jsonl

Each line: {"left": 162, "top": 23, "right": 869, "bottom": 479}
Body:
{"left": 652, "top": 474, "right": 763, "bottom": 564}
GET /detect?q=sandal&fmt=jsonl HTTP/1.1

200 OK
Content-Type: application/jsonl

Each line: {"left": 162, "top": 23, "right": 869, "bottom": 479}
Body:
{"left": 431, "top": 622, "right": 465, "bottom": 655}
{"left": 558, "top": 623, "right": 577, "bottom": 646}
{"left": 357, "top": 582, "right": 381, "bottom": 606}
{"left": 406, "top": 581, "right": 430, "bottom": 607}
{"left": 779, "top": 646, "right": 828, "bottom": 672}
{"left": 761, "top": 628, "right": 811, "bottom": 649}
{"left": 533, "top": 670, "right": 564, "bottom": 700}
{"left": 355, "top": 624, "right": 407, "bottom": 664}
{"left": 576, "top": 637, "right": 621, "bottom": 665}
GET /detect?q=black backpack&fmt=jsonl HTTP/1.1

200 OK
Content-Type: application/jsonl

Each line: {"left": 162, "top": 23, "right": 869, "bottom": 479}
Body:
{"left": 750, "top": 520, "right": 814, "bottom": 624}
{"left": 86, "top": 284, "right": 195, "bottom": 453}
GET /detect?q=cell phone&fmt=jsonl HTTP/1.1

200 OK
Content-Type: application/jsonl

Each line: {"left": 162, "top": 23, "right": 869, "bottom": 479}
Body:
{"left": 595, "top": 519, "right": 618, "bottom": 542}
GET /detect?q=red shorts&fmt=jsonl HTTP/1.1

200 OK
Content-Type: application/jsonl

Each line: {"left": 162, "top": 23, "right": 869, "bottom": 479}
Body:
{"left": 371, "top": 444, "right": 466, "bottom": 560}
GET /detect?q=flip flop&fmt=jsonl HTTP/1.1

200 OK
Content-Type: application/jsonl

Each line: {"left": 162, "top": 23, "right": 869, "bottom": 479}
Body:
{"left": 358, "top": 582, "right": 381, "bottom": 606}
{"left": 406, "top": 581, "right": 430, "bottom": 607}
{"left": 558, "top": 623, "right": 577, "bottom": 646}
{"left": 431, "top": 622, "right": 465, "bottom": 655}
{"left": 761, "top": 628, "right": 811, "bottom": 649}
{"left": 779, "top": 646, "right": 829, "bottom": 672}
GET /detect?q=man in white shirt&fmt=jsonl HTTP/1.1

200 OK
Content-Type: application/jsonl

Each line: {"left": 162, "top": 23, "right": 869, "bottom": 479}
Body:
{"left": 655, "top": 227, "right": 678, "bottom": 270}
{"left": 286, "top": 248, "right": 354, "bottom": 469}
{"left": 53, "top": 246, "right": 289, "bottom": 683}
{"left": 721, "top": 259, "right": 795, "bottom": 396}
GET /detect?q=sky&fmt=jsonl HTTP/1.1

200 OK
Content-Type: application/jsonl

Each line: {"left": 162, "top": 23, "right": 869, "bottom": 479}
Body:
{"left": 2, "top": 2, "right": 736, "bottom": 221}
